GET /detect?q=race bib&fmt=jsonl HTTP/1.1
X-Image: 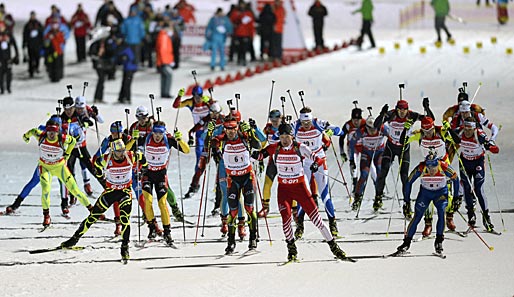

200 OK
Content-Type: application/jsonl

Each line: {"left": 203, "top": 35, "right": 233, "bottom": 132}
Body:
{"left": 242, "top": 16, "right": 251, "bottom": 24}
{"left": 75, "top": 21, "right": 83, "bottom": 28}
{"left": 216, "top": 25, "right": 226, "bottom": 34}
{"left": 30, "top": 30, "right": 39, "bottom": 38}
{"left": 1, "top": 41, "right": 8, "bottom": 50}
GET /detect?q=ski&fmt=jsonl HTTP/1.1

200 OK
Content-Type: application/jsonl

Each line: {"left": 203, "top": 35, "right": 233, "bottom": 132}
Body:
{"left": 447, "top": 230, "right": 467, "bottom": 238}
{"left": 278, "top": 258, "right": 300, "bottom": 266}
{"left": 486, "top": 229, "right": 502, "bottom": 236}
{"left": 61, "top": 214, "right": 71, "bottom": 220}
{"left": 122, "top": 258, "right": 129, "bottom": 265}
{"left": 38, "top": 225, "right": 51, "bottom": 233}
{"left": 237, "top": 248, "right": 260, "bottom": 259}
{"left": 387, "top": 250, "right": 409, "bottom": 257}
{"left": 28, "top": 246, "right": 85, "bottom": 254}
{"left": 414, "top": 235, "right": 435, "bottom": 242}
{"left": 432, "top": 252, "right": 447, "bottom": 259}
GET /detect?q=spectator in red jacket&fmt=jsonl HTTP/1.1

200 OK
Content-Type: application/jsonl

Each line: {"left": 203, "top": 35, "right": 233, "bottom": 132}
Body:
{"left": 230, "top": 1, "right": 255, "bottom": 66}
{"left": 71, "top": 4, "right": 92, "bottom": 63}
{"left": 271, "top": 0, "right": 286, "bottom": 60}
{"left": 45, "top": 5, "right": 68, "bottom": 27}
{"left": 174, "top": 0, "right": 196, "bottom": 24}
{"left": 155, "top": 22, "right": 175, "bottom": 98}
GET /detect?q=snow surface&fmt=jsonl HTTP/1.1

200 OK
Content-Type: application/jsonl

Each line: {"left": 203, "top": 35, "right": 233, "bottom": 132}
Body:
{"left": 1, "top": 1, "right": 514, "bottom": 297}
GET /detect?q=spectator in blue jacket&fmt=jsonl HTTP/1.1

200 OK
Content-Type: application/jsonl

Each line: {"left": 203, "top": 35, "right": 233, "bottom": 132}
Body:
{"left": 121, "top": 7, "right": 145, "bottom": 65}
{"left": 205, "top": 8, "right": 233, "bottom": 71}
{"left": 115, "top": 36, "right": 138, "bottom": 104}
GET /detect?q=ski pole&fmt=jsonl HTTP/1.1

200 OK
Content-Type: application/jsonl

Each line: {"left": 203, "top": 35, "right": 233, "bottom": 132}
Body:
{"left": 124, "top": 109, "right": 130, "bottom": 131}
{"left": 201, "top": 154, "right": 212, "bottom": 237}
{"left": 149, "top": 94, "right": 155, "bottom": 119}
{"left": 462, "top": 81, "right": 468, "bottom": 93}
{"left": 280, "top": 96, "right": 286, "bottom": 117}
{"left": 470, "top": 82, "right": 483, "bottom": 104}
{"left": 66, "top": 84, "right": 73, "bottom": 97}
{"left": 486, "top": 153, "right": 506, "bottom": 232}
{"left": 298, "top": 90, "right": 305, "bottom": 108}
{"left": 192, "top": 70, "right": 198, "bottom": 85}
{"left": 253, "top": 170, "right": 272, "bottom": 246}
{"left": 173, "top": 108, "right": 186, "bottom": 241}
{"left": 286, "top": 89, "right": 299, "bottom": 119}
{"left": 329, "top": 137, "right": 352, "bottom": 200}
{"left": 208, "top": 87, "right": 214, "bottom": 99}
{"left": 235, "top": 93, "right": 240, "bottom": 111}
{"left": 266, "top": 80, "right": 275, "bottom": 123}
{"left": 156, "top": 107, "right": 162, "bottom": 122}
{"left": 456, "top": 210, "right": 494, "bottom": 251}
{"left": 135, "top": 149, "right": 142, "bottom": 246}
{"left": 82, "top": 81, "right": 88, "bottom": 96}
{"left": 194, "top": 150, "right": 210, "bottom": 245}
{"left": 317, "top": 170, "right": 347, "bottom": 187}
{"left": 386, "top": 134, "right": 409, "bottom": 237}
{"left": 399, "top": 83, "right": 405, "bottom": 100}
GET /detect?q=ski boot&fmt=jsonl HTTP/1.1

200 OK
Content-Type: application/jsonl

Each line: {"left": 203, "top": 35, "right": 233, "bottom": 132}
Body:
{"left": 43, "top": 209, "right": 51, "bottom": 227}
{"left": 434, "top": 235, "right": 444, "bottom": 253}
{"left": 257, "top": 200, "right": 269, "bottom": 218}
{"left": 184, "top": 184, "right": 200, "bottom": 198}
{"left": 121, "top": 243, "right": 130, "bottom": 263}
{"left": 220, "top": 215, "right": 228, "bottom": 236}
{"left": 61, "top": 198, "right": 69, "bottom": 215}
{"left": 237, "top": 218, "right": 247, "bottom": 240}
{"left": 211, "top": 207, "right": 220, "bottom": 216}
{"left": 328, "top": 217, "right": 339, "bottom": 237}
{"left": 327, "top": 239, "right": 347, "bottom": 260}
{"left": 467, "top": 207, "right": 476, "bottom": 227}
{"left": 163, "top": 225, "right": 174, "bottom": 246}
{"left": 225, "top": 232, "right": 236, "bottom": 254}
{"left": 5, "top": 196, "right": 23, "bottom": 214}
{"left": 397, "top": 237, "right": 412, "bottom": 252}
{"left": 352, "top": 194, "right": 362, "bottom": 211}
{"left": 147, "top": 220, "right": 157, "bottom": 239}
{"left": 171, "top": 204, "right": 184, "bottom": 222}
{"left": 446, "top": 212, "right": 456, "bottom": 231}
{"left": 69, "top": 195, "right": 77, "bottom": 206}
{"left": 373, "top": 194, "right": 383, "bottom": 212}
{"left": 84, "top": 182, "right": 93, "bottom": 196}
{"left": 482, "top": 210, "right": 495, "bottom": 232}
{"left": 61, "top": 235, "right": 80, "bottom": 248}
{"left": 294, "top": 215, "right": 304, "bottom": 240}
{"left": 403, "top": 202, "right": 413, "bottom": 220}
{"left": 422, "top": 217, "right": 433, "bottom": 237}
{"left": 248, "top": 230, "right": 257, "bottom": 250}
{"left": 114, "top": 216, "right": 122, "bottom": 236}
{"left": 286, "top": 239, "right": 298, "bottom": 261}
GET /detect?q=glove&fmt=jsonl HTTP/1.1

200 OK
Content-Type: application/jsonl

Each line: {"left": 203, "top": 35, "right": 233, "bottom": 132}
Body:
{"left": 403, "top": 119, "right": 413, "bottom": 130}
{"left": 403, "top": 202, "right": 413, "bottom": 219}
{"left": 23, "top": 133, "right": 30, "bottom": 143}
{"left": 213, "top": 150, "right": 222, "bottom": 163}
{"left": 13, "top": 56, "right": 19, "bottom": 65}
{"left": 84, "top": 119, "right": 94, "bottom": 128}
{"left": 452, "top": 195, "right": 463, "bottom": 212}
{"left": 240, "top": 121, "right": 251, "bottom": 133}
{"left": 178, "top": 88, "right": 185, "bottom": 97}
{"left": 258, "top": 160, "right": 265, "bottom": 174}
{"left": 251, "top": 151, "right": 260, "bottom": 160}
{"left": 174, "top": 129, "right": 183, "bottom": 141}
{"left": 310, "top": 162, "right": 319, "bottom": 173}
{"left": 91, "top": 105, "right": 99, "bottom": 116}
{"left": 422, "top": 97, "right": 430, "bottom": 109}
{"left": 248, "top": 118, "right": 257, "bottom": 129}
{"left": 341, "top": 153, "right": 348, "bottom": 163}
{"left": 380, "top": 104, "right": 389, "bottom": 115}
{"left": 132, "top": 129, "right": 140, "bottom": 139}
{"left": 349, "top": 159, "right": 356, "bottom": 169}
{"left": 488, "top": 144, "right": 499, "bottom": 154}
{"left": 207, "top": 120, "right": 216, "bottom": 133}
{"left": 202, "top": 95, "right": 210, "bottom": 103}
{"left": 325, "top": 129, "right": 334, "bottom": 137}
{"left": 188, "top": 137, "right": 194, "bottom": 146}
{"left": 63, "top": 153, "right": 70, "bottom": 161}
{"left": 442, "top": 120, "right": 451, "bottom": 130}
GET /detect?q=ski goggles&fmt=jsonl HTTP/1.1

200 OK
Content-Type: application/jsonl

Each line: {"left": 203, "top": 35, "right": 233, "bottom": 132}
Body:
{"left": 464, "top": 121, "right": 476, "bottom": 128}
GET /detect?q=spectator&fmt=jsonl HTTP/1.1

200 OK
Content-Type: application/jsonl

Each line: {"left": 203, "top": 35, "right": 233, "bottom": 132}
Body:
{"left": 22, "top": 11, "right": 44, "bottom": 78}
{"left": 0, "top": 3, "right": 15, "bottom": 33}
{"left": 257, "top": 4, "right": 275, "bottom": 61}
{"left": 205, "top": 7, "right": 233, "bottom": 71}
{"left": 431, "top": 0, "right": 452, "bottom": 42}
{"left": 89, "top": 30, "right": 117, "bottom": 103}
{"left": 352, "top": 0, "right": 375, "bottom": 50}
{"left": 141, "top": 5, "right": 155, "bottom": 68}
{"left": 169, "top": 9, "right": 185, "bottom": 69}
{"left": 115, "top": 36, "right": 137, "bottom": 103}
{"left": 70, "top": 4, "right": 92, "bottom": 63}
{"left": 271, "top": 0, "right": 286, "bottom": 60}
{"left": 121, "top": 7, "right": 145, "bottom": 68}
{"left": 0, "top": 21, "right": 18, "bottom": 94}
{"left": 100, "top": 1, "right": 123, "bottom": 28}
{"left": 230, "top": 1, "right": 255, "bottom": 66}
{"left": 155, "top": 22, "right": 174, "bottom": 98}
{"left": 43, "top": 19, "right": 66, "bottom": 82}
{"left": 174, "top": 0, "right": 196, "bottom": 24}
{"left": 308, "top": 0, "right": 328, "bottom": 50}
{"left": 95, "top": 0, "right": 111, "bottom": 27}
{"left": 45, "top": 5, "right": 68, "bottom": 27}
